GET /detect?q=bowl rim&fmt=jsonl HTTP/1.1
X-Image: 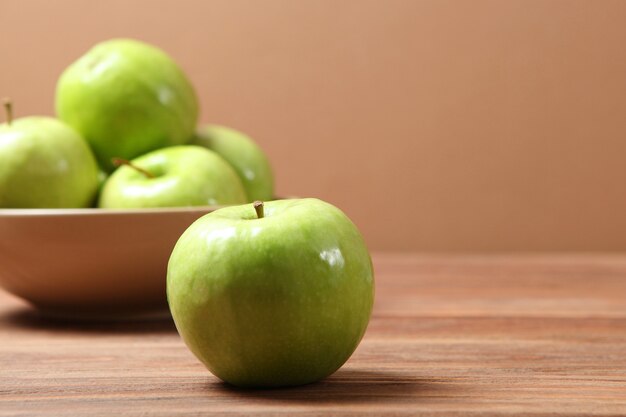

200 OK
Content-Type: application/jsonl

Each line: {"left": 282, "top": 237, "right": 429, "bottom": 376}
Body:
{"left": 0, "top": 197, "right": 288, "bottom": 217}
{"left": 0, "top": 205, "right": 226, "bottom": 217}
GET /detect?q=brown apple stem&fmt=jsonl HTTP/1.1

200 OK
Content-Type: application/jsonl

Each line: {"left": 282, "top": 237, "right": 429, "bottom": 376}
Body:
{"left": 111, "top": 157, "right": 155, "bottom": 179}
{"left": 253, "top": 201, "right": 264, "bottom": 219}
{"left": 3, "top": 98, "right": 13, "bottom": 125}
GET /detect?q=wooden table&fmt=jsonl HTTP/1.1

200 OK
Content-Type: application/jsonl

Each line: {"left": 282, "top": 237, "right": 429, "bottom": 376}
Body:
{"left": 1, "top": 254, "right": 625, "bottom": 416}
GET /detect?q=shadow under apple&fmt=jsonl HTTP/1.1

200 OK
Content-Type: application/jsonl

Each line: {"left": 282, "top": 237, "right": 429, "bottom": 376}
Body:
{"left": 210, "top": 368, "right": 457, "bottom": 404}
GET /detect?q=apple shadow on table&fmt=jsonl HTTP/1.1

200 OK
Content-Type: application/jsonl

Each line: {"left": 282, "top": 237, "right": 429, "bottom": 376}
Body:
{"left": 211, "top": 368, "right": 456, "bottom": 404}
{"left": 0, "top": 305, "right": 177, "bottom": 334}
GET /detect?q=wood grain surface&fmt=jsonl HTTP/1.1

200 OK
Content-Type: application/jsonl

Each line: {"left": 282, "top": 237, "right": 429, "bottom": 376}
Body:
{"left": 1, "top": 254, "right": 625, "bottom": 416}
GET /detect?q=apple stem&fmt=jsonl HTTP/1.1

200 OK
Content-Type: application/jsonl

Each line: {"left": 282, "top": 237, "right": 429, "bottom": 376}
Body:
{"left": 111, "top": 157, "right": 155, "bottom": 179}
{"left": 253, "top": 201, "right": 264, "bottom": 219}
{"left": 3, "top": 98, "right": 13, "bottom": 125}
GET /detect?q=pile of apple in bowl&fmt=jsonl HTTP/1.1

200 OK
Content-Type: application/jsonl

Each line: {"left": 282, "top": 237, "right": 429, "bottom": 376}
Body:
{"left": 0, "top": 39, "right": 374, "bottom": 388}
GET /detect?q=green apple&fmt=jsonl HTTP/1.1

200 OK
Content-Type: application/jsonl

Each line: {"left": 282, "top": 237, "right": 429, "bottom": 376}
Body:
{"left": 167, "top": 198, "right": 374, "bottom": 388}
{"left": 193, "top": 125, "right": 273, "bottom": 201}
{"left": 56, "top": 38, "right": 199, "bottom": 171}
{"left": 91, "top": 169, "right": 109, "bottom": 208}
{"left": 99, "top": 145, "right": 247, "bottom": 208}
{"left": 0, "top": 100, "right": 100, "bottom": 208}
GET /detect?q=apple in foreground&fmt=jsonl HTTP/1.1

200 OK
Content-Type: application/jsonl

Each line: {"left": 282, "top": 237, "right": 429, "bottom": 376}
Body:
{"left": 99, "top": 145, "right": 247, "bottom": 208}
{"left": 167, "top": 198, "right": 375, "bottom": 388}
{"left": 56, "top": 38, "right": 199, "bottom": 171}
{"left": 193, "top": 124, "right": 273, "bottom": 201}
{"left": 0, "top": 100, "right": 100, "bottom": 208}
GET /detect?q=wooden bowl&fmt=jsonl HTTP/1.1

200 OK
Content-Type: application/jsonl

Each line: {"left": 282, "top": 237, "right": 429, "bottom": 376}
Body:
{"left": 0, "top": 207, "right": 217, "bottom": 320}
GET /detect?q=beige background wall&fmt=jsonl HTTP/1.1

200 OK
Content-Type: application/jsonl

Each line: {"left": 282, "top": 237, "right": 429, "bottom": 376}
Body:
{"left": 1, "top": 0, "right": 626, "bottom": 252}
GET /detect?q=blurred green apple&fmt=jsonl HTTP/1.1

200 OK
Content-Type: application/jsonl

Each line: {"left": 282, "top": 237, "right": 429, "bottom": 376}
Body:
{"left": 56, "top": 38, "right": 199, "bottom": 171}
{"left": 0, "top": 100, "right": 100, "bottom": 208}
{"left": 193, "top": 125, "right": 273, "bottom": 201}
{"left": 99, "top": 145, "right": 247, "bottom": 208}
{"left": 167, "top": 198, "right": 375, "bottom": 388}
